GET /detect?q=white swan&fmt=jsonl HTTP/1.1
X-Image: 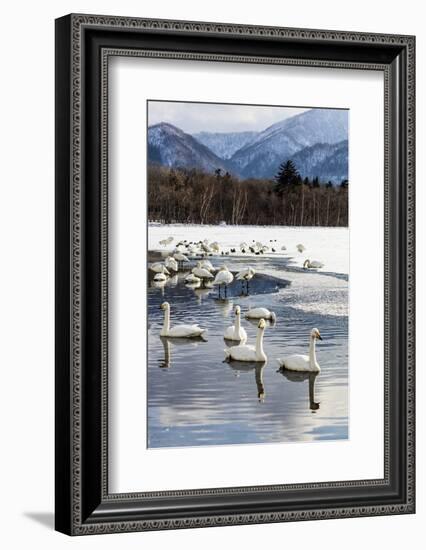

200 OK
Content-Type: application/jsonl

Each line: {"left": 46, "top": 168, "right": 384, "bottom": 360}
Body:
{"left": 277, "top": 328, "right": 322, "bottom": 372}
{"left": 153, "top": 272, "right": 168, "bottom": 282}
{"left": 185, "top": 273, "right": 201, "bottom": 284}
{"left": 150, "top": 262, "right": 170, "bottom": 274}
{"left": 165, "top": 256, "right": 179, "bottom": 272}
{"left": 303, "top": 259, "right": 324, "bottom": 269}
{"left": 213, "top": 265, "right": 234, "bottom": 297}
{"left": 245, "top": 307, "right": 276, "bottom": 322}
{"left": 236, "top": 267, "right": 255, "bottom": 282}
{"left": 159, "top": 302, "right": 206, "bottom": 338}
{"left": 200, "top": 259, "right": 215, "bottom": 271}
{"left": 210, "top": 242, "right": 220, "bottom": 253}
{"left": 192, "top": 261, "right": 214, "bottom": 281}
{"left": 173, "top": 252, "right": 189, "bottom": 263}
{"left": 296, "top": 244, "right": 306, "bottom": 253}
{"left": 224, "top": 306, "right": 248, "bottom": 342}
{"left": 224, "top": 319, "right": 267, "bottom": 362}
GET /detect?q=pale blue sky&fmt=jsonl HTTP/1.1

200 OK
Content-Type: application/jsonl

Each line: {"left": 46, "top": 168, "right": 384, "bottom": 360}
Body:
{"left": 148, "top": 100, "right": 309, "bottom": 133}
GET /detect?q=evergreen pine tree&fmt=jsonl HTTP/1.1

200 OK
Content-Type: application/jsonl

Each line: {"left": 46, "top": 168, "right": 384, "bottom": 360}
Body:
{"left": 274, "top": 160, "right": 300, "bottom": 195}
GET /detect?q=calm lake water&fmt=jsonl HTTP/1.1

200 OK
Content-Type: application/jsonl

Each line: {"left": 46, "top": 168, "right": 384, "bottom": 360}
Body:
{"left": 147, "top": 253, "right": 348, "bottom": 448}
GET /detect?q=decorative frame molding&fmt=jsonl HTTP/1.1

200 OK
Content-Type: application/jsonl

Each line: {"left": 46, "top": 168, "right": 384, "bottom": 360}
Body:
{"left": 55, "top": 14, "right": 415, "bottom": 535}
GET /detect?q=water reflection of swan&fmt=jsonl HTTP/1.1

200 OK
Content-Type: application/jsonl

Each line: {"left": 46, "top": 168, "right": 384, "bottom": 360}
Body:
{"left": 277, "top": 369, "right": 320, "bottom": 411}
{"left": 213, "top": 298, "right": 233, "bottom": 318}
{"left": 151, "top": 280, "right": 166, "bottom": 294}
{"left": 224, "top": 305, "right": 247, "bottom": 342}
{"left": 228, "top": 361, "right": 266, "bottom": 402}
{"left": 224, "top": 319, "right": 267, "bottom": 362}
{"left": 277, "top": 328, "right": 322, "bottom": 372}
{"left": 160, "top": 302, "right": 206, "bottom": 338}
{"left": 158, "top": 335, "right": 206, "bottom": 368}
{"left": 192, "top": 286, "right": 213, "bottom": 304}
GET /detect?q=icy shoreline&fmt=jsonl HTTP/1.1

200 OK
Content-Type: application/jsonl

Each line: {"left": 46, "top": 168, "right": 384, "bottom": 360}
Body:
{"left": 148, "top": 223, "right": 349, "bottom": 276}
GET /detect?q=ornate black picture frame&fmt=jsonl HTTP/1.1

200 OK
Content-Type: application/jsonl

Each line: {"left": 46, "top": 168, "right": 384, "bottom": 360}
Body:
{"left": 55, "top": 13, "right": 415, "bottom": 535}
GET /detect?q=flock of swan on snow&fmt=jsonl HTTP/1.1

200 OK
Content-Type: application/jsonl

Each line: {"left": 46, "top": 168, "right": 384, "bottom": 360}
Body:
{"left": 151, "top": 236, "right": 325, "bottom": 373}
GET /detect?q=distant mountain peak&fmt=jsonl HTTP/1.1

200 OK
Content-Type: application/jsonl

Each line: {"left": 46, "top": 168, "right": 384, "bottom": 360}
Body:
{"left": 148, "top": 108, "right": 348, "bottom": 182}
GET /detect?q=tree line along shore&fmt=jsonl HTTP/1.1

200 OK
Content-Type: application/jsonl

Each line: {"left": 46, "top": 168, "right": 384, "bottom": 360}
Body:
{"left": 148, "top": 160, "right": 348, "bottom": 227}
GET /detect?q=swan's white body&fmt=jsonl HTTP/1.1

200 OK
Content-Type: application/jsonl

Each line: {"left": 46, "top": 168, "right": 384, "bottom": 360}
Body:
{"left": 296, "top": 244, "right": 306, "bottom": 253}
{"left": 173, "top": 252, "right": 189, "bottom": 263}
{"left": 213, "top": 266, "right": 234, "bottom": 286}
{"left": 278, "top": 328, "right": 322, "bottom": 372}
{"left": 224, "top": 306, "right": 248, "bottom": 342}
{"left": 153, "top": 272, "right": 168, "bottom": 282}
{"left": 236, "top": 267, "right": 255, "bottom": 282}
{"left": 150, "top": 262, "right": 169, "bottom": 274}
{"left": 224, "top": 319, "right": 267, "bottom": 362}
{"left": 245, "top": 307, "right": 276, "bottom": 322}
{"left": 185, "top": 273, "right": 201, "bottom": 284}
{"left": 160, "top": 302, "right": 206, "bottom": 338}
{"left": 192, "top": 262, "right": 214, "bottom": 280}
{"left": 303, "top": 259, "right": 324, "bottom": 269}
{"left": 200, "top": 259, "right": 214, "bottom": 271}
{"left": 210, "top": 242, "right": 220, "bottom": 253}
{"left": 165, "top": 256, "right": 179, "bottom": 272}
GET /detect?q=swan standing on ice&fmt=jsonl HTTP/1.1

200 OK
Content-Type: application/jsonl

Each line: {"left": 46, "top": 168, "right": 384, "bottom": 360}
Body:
{"left": 245, "top": 307, "right": 276, "bottom": 322}
{"left": 224, "top": 305, "right": 248, "bottom": 342}
{"left": 303, "top": 259, "right": 324, "bottom": 269}
{"left": 224, "top": 319, "right": 267, "bottom": 362}
{"left": 213, "top": 265, "right": 234, "bottom": 298}
{"left": 236, "top": 267, "right": 255, "bottom": 294}
{"left": 277, "top": 328, "right": 322, "bottom": 372}
{"left": 159, "top": 302, "right": 206, "bottom": 338}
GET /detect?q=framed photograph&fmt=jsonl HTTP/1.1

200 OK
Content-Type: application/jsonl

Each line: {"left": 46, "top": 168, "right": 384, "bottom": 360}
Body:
{"left": 55, "top": 14, "right": 415, "bottom": 535}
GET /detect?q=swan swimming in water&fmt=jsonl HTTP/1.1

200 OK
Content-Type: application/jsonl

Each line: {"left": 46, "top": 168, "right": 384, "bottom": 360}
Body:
{"left": 159, "top": 302, "right": 206, "bottom": 338}
{"left": 224, "top": 319, "right": 267, "bottom": 362}
{"left": 303, "top": 259, "right": 324, "bottom": 269}
{"left": 245, "top": 307, "right": 276, "bottom": 322}
{"left": 185, "top": 273, "right": 201, "bottom": 284}
{"left": 277, "top": 328, "right": 322, "bottom": 372}
{"left": 153, "top": 272, "right": 168, "bottom": 282}
{"left": 224, "top": 305, "right": 248, "bottom": 342}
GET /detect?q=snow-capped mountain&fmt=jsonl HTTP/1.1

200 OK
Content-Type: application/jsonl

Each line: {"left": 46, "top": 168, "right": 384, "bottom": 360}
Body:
{"left": 148, "top": 109, "right": 348, "bottom": 182}
{"left": 291, "top": 140, "right": 348, "bottom": 184}
{"left": 148, "top": 122, "right": 231, "bottom": 174}
{"left": 230, "top": 109, "right": 348, "bottom": 178}
{"left": 193, "top": 131, "right": 257, "bottom": 159}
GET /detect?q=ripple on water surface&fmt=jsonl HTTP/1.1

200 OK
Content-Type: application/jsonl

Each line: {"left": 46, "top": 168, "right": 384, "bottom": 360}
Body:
{"left": 147, "top": 255, "right": 348, "bottom": 449}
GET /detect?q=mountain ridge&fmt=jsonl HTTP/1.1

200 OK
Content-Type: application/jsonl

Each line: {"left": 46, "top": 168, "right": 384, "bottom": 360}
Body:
{"left": 147, "top": 109, "right": 348, "bottom": 183}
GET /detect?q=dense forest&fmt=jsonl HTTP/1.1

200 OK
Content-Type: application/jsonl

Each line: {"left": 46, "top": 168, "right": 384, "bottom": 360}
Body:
{"left": 147, "top": 160, "right": 348, "bottom": 227}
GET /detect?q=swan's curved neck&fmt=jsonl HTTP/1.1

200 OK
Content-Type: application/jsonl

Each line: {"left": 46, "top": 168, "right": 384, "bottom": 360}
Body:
{"left": 161, "top": 307, "right": 170, "bottom": 335}
{"left": 235, "top": 313, "right": 241, "bottom": 334}
{"left": 255, "top": 327, "right": 265, "bottom": 360}
{"left": 309, "top": 336, "right": 316, "bottom": 366}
